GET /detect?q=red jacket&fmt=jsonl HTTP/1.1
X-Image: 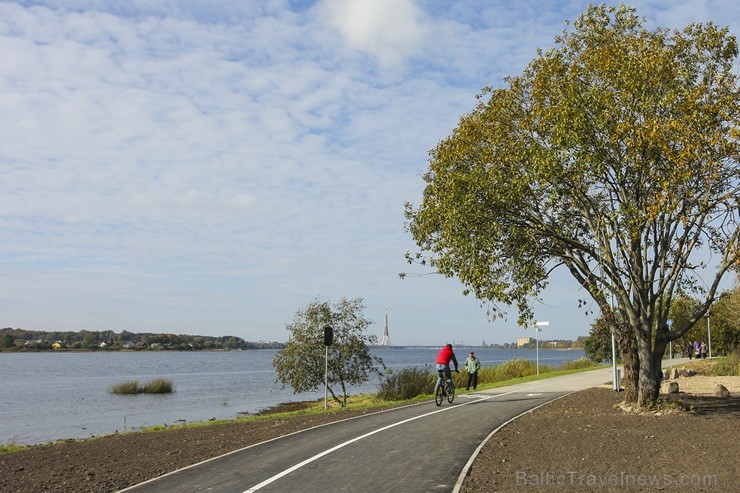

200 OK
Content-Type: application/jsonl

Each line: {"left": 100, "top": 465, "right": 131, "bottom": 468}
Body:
{"left": 435, "top": 345, "right": 458, "bottom": 369}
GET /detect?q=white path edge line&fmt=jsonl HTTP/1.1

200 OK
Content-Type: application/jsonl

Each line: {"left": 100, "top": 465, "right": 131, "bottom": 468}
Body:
{"left": 451, "top": 390, "right": 577, "bottom": 493}
{"left": 243, "top": 389, "right": 519, "bottom": 493}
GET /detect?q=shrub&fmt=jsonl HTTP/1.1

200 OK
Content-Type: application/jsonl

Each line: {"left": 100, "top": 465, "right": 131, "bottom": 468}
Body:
{"left": 377, "top": 366, "right": 435, "bottom": 401}
{"left": 108, "top": 378, "right": 175, "bottom": 395}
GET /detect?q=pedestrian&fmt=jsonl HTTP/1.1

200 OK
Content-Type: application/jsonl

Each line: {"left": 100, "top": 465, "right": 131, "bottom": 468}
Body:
{"left": 700, "top": 341, "right": 708, "bottom": 359}
{"left": 694, "top": 341, "right": 701, "bottom": 359}
{"left": 687, "top": 342, "right": 693, "bottom": 359}
{"left": 464, "top": 351, "right": 481, "bottom": 391}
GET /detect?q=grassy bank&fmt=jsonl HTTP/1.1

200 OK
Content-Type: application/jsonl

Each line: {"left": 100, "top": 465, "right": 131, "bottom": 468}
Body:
{"left": 681, "top": 354, "right": 740, "bottom": 376}
{"left": 0, "top": 359, "right": 602, "bottom": 456}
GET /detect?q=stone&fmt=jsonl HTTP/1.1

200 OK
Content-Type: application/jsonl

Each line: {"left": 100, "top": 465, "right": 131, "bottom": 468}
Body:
{"left": 670, "top": 368, "right": 679, "bottom": 380}
{"left": 662, "top": 381, "right": 679, "bottom": 394}
{"left": 679, "top": 368, "right": 690, "bottom": 377}
{"left": 714, "top": 384, "right": 731, "bottom": 397}
{"left": 663, "top": 369, "right": 670, "bottom": 380}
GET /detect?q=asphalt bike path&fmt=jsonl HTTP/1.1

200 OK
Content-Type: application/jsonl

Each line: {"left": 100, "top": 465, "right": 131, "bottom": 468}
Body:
{"left": 119, "top": 361, "right": 687, "bottom": 493}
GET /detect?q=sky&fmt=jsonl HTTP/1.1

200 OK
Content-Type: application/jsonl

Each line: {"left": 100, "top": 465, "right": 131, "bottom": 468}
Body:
{"left": 1, "top": 1, "right": 738, "bottom": 346}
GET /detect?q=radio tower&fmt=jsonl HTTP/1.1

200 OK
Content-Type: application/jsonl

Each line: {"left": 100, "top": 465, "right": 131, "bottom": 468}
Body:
{"left": 380, "top": 302, "right": 391, "bottom": 346}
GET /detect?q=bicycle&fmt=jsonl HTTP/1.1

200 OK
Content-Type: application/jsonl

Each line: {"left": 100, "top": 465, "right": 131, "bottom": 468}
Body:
{"left": 434, "top": 369, "right": 456, "bottom": 406}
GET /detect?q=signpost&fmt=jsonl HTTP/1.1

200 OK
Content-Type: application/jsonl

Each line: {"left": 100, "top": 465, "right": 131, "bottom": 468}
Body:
{"left": 323, "top": 325, "right": 333, "bottom": 409}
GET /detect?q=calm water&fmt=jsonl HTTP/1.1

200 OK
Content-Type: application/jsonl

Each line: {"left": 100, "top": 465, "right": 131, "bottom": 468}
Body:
{"left": 0, "top": 347, "right": 584, "bottom": 445}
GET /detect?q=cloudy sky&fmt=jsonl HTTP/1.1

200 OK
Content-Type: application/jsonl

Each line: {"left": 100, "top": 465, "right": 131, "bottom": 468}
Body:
{"left": 1, "top": 0, "right": 737, "bottom": 346}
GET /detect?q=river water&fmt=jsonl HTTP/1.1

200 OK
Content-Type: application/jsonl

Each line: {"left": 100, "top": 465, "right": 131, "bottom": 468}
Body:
{"left": 0, "top": 347, "right": 584, "bottom": 445}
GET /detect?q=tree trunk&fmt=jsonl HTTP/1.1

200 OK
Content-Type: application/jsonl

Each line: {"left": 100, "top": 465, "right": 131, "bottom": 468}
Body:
{"left": 619, "top": 329, "right": 639, "bottom": 403}
{"left": 327, "top": 385, "right": 343, "bottom": 406}
{"left": 636, "top": 338, "right": 662, "bottom": 407}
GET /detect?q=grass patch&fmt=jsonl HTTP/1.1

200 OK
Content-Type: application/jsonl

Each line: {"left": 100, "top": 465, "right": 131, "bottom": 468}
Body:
{"left": 108, "top": 378, "right": 175, "bottom": 395}
{"left": 682, "top": 358, "right": 720, "bottom": 375}
{"left": 714, "top": 353, "right": 740, "bottom": 376}
{"left": 0, "top": 439, "right": 27, "bottom": 456}
{"left": 676, "top": 354, "right": 739, "bottom": 377}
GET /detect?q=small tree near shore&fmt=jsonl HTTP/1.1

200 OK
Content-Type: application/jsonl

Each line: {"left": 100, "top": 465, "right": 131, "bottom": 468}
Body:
{"left": 273, "top": 298, "right": 384, "bottom": 407}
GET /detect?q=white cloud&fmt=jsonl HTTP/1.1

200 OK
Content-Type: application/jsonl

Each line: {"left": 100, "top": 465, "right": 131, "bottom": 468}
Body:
{"left": 320, "top": 0, "right": 430, "bottom": 67}
{"left": 0, "top": 0, "right": 737, "bottom": 344}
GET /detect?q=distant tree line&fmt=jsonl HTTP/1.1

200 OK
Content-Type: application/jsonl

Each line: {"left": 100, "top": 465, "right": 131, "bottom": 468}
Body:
{"left": 501, "top": 339, "right": 585, "bottom": 350}
{"left": 0, "top": 328, "right": 285, "bottom": 352}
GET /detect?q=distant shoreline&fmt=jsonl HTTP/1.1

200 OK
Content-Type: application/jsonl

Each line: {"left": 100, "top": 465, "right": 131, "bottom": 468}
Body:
{"left": 0, "top": 347, "right": 273, "bottom": 353}
{"left": 2, "top": 346, "right": 583, "bottom": 353}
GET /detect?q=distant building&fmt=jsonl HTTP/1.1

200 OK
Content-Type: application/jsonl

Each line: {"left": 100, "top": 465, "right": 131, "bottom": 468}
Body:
{"left": 517, "top": 337, "right": 532, "bottom": 347}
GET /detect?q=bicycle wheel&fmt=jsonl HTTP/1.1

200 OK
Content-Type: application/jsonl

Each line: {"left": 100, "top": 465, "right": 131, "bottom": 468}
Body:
{"left": 435, "top": 383, "right": 444, "bottom": 406}
{"left": 446, "top": 382, "right": 455, "bottom": 404}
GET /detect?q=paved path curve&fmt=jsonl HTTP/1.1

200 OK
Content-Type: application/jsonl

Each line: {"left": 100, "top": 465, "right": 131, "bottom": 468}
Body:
{"left": 118, "top": 364, "right": 676, "bottom": 493}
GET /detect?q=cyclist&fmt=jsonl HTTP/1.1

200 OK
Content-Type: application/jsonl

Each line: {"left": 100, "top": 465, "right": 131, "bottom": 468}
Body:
{"left": 435, "top": 343, "right": 459, "bottom": 393}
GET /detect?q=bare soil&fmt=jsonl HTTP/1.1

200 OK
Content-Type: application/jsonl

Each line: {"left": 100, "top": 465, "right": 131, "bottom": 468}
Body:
{"left": 461, "top": 374, "right": 740, "bottom": 492}
{"left": 1, "top": 375, "right": 737, "bottom": 493}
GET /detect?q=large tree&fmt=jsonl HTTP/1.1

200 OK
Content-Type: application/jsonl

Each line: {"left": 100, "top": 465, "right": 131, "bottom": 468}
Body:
{"left": 405, "top": 5, "right": 738, "bottom": 406}
{"left": 273, "top": 298, "right": 384, "bottom": 407}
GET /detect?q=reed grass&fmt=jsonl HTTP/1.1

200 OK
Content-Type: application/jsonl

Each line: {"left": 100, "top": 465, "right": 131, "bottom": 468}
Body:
{"left": 479, "top": 357, "right": 550, "bottom": 383}
{"left": 560, "top": 358, "right": 595, "bottom": 371}
{"left": 108, "top": 378, "right": 175, "bottom": 395}
{"left": 377, "top": 366, "right": 435, "bottom": 400}
{"left": 109, "top": 380, "right": 141, "bottom": 395}
{"left": 141, "top": 378, "right": 175, "bottom": 394}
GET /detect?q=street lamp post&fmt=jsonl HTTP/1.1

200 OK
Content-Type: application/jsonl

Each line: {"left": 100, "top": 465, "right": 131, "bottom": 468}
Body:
{"left": 705, "top": 311, "right": 712, "bottom": 359}
{"left": 667, "top": 319, "right": 673, "bottom": 369}
{"left": 534, "top": 321, "right": 549, "bottom": 377}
